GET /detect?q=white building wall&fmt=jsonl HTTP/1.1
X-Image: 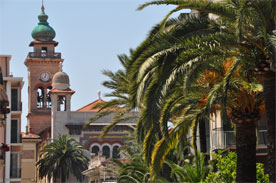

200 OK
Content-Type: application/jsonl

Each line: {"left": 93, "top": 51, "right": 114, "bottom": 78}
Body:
{"left": 209, "top": 110, "right": 225, "bottom": 159}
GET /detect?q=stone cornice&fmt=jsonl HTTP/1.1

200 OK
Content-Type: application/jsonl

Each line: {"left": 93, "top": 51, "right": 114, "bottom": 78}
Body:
{"left": 24, "top": 58, "right": 64, "bottom": 67}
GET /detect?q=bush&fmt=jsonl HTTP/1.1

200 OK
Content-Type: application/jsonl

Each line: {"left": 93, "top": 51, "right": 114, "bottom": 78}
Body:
{"left": 203, "top": 150, "right": 269, "bottom": 183}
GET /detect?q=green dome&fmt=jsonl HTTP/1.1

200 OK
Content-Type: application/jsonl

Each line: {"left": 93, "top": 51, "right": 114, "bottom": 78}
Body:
{"left": 31, "top": 9, "right": 56, "bottom": 41}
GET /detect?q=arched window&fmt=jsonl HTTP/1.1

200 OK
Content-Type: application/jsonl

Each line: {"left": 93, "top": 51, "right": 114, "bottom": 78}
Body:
{"left": 112, "top": 146, "right": 120, "bottom": 159}
{"left": 46, "top": 86, "right": 52, "bottom": 108}
{"left": 91, "top": 146, "right": 100, "bottom": 156}
{"left": 57, "top": 96, "right": 66, "bottom": 111}
{"left": 102, "top": 146, "right": 110, "bottom": 159}
{"left": 37, "top": 87, "right": 44, "bottom": 108}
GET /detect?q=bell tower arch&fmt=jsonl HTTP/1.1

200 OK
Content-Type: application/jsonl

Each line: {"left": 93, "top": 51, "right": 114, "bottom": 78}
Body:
{"left": 25, "top": 6, "right": 63, "bottom": 134}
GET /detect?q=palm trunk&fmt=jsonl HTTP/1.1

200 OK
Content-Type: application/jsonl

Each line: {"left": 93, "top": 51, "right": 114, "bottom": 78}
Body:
{"left": 61, "top": 176, "right": 66, "bottom": 183}
{"left": 199, "top": 119, "right": 207, "bottom": 154}
{"left": 263, "top": 72, "right": 275, "bottom": 183}
{"left": 236, "top": 122, "right": 256, "bottom": 183}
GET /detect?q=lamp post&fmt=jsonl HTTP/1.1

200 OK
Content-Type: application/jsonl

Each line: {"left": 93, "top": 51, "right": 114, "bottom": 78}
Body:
{"left": 0, "top": 66, "right": 10, "bottom": 183}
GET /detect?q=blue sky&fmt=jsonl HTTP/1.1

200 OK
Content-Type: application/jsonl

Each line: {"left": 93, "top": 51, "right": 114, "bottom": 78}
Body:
{"left": 0, "top": 0, "right": 189, "bottom": 131}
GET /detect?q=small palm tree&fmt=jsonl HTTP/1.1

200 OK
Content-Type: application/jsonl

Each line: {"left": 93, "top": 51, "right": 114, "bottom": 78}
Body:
{"left": 165, "top": 151, "right": 209, "bottom": 183}
{"left": 36, "top": 134, "right": 88, "bottom": 183}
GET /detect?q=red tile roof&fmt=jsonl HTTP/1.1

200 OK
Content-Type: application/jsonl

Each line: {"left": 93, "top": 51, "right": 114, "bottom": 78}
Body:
{"left": 21, "top": 132, "right": 40, "bottom": 139}
{"left": 49, "top": 88, "right": 75, "bottom": 94}
{"left": 77, "top": 99, "right": 105, "bottom": 112}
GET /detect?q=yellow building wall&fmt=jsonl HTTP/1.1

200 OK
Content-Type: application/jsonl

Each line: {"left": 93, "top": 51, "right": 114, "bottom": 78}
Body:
{"left": 21, "top": 140, "right": 39, "bottom": 183}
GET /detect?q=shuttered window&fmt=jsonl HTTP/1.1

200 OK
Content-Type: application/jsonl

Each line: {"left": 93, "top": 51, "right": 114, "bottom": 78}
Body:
{"left": 11, "top": 119, "right": 18, "bottom": 143}
{"left": 11, "top": 88, "right": 18, "bottom": 111}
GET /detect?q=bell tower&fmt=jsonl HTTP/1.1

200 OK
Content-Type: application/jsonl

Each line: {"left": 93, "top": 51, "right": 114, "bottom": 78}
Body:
{"left": 25, "top": 5, "right": 63, "bottom": 134}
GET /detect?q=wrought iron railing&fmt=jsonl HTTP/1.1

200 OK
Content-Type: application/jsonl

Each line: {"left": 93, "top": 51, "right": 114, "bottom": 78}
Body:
{"left": 28, "top": 52, "right": 61, "bottom": 58}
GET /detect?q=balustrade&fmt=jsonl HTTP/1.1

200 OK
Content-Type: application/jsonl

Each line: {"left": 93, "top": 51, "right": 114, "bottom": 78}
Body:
{"left": 28, "top": 52, "right": 61, "bottom": 58}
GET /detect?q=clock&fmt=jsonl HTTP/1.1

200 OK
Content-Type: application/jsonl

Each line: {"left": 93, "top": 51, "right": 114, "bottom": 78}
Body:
{"left": 40, "top": 72, "right": 51, "bottom": 82}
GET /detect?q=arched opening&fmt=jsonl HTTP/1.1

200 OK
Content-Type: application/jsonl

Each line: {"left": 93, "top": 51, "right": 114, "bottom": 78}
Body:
{"left": 91, "top": 146, "right": 100, "bottom": 156}
{"left": 57, "top": 96, "right": 66, "bottom": 111}
{"left": 37, "top": 87, "right": 44, "bottom": 108}
{"left": 42, "top": 47, "right": 48, "bottom": 53}
{"left": 102, "top": 146, "right": 110, "bottom": 159}
{"left": 46, "top": 86, "right": 52, "bottom": 108}
{"left": 112, "top": 146, "right": 120, "bottom": 159}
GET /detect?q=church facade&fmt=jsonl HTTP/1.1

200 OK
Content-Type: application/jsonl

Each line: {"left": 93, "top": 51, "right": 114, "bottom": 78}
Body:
{"left": 21, "top": 5, "right": 136, "bottom": 183}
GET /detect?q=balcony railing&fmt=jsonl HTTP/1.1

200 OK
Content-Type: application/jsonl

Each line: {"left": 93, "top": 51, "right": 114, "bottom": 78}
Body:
{"left": 212, "top": 128, "right": 267, "bottom": 150}
{"left": 28, "top": 52, "right": 61, "bottom": 59}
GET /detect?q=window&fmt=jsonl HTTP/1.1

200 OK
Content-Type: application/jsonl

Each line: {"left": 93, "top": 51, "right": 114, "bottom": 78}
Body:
{"left": 57, "top": 96, "right": 66, "bottom": 111}
{"left": 46, "top": 86, "right": 52, "bottom": 108}
{"left": 37, "top": 87, "right": 44, "bottom": 108}
{"left": 112, "top": 146, "right": 120, "bottom": 159}
{"left": 11, "top": 119, "right": 19, "bottom": 143}
{"left": 10, "top": 153, "right": 20, "bottom": 178}
{"left": 102, "top": 146, "right": 110, "bottom": 159}
{"left": 91, "top": 146, "right": 100, "bottom": 156}
{"left": 11, "top": 88, "right": 18, "bottom": 111}
{"left": 42, "top": 47, "right": 48, "bottom": 53}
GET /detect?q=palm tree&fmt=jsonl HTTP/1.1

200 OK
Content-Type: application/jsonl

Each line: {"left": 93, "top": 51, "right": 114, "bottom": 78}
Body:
{"left": 36, "top": 134, "right": 88, "bottom": 182}
{"left": 165, "top": 151, "right": 209, "bottom": 182}
{"left": 138, "top": 0, "right": 276, "bottom": 181}
{"left": 126, "top": 11, "right": 237, "bottom": 179}
{"left": 136, "top": 0, "right": 275, "bottom": 181}
{"left": 127, "top": 13, "right": 227, "bottom": 163}
{"left": 109, "top": 126, "right": 170, "bottom": 183}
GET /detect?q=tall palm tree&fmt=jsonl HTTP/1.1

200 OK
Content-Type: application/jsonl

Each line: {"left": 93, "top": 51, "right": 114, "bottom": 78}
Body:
{"left": 137, "top": 0, "right": 275, "bottom": 181}
{"left": 36, "top": 134, "right": 88, "bottom": 183}
{"left": 126, "top": 11, "right": 236, "bottom": 179}
{"left": 127, "top": 13, "right": 227, "bottom": 162}
{"left": 146, "top": 56, "right": 264, "bottom": 182}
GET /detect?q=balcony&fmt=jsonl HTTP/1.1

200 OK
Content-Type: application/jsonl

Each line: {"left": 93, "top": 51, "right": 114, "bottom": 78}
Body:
{"left": 212, "top": 128, "right": 267, "bottom": 150}
{"left": 28, "top": 52, "right": 61, "bottom": 59}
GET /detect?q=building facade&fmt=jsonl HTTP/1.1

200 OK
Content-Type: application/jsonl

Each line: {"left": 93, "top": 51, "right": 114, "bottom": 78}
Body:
{"left": 0, "top": 55, "right": 24, "bottom": 183}
{"left": 21, "top": 6, "right": 136, "bottom": 183}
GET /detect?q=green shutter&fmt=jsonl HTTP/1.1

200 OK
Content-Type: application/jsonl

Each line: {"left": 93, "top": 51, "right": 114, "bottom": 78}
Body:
{"left": 11, "top": 120, "right": 18, "bottom": 143}
{"left": 11, "top": 89, "right": 18, "bottom": 111}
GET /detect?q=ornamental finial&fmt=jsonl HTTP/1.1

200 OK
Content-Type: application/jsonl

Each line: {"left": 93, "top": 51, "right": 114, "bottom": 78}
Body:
{"left": 98, "top": 91, "right": 101, "bottom": 100}
{"left": 59, "top": 62, "right": 63, "bottom": 72}
{"left": 41, "top": 0, "right": 45, "bottom": 14}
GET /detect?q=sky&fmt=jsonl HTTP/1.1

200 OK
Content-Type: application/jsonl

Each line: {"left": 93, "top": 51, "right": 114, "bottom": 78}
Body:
{"left": 0, "top": 0, "right": 189, "bottom": 131}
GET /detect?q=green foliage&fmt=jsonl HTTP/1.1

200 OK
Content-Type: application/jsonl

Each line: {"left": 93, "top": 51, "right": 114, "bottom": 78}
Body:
{"left": 204, "top": 151, "right": 269, "bottom": 183}
{"left": 256, "top": 163, "right": 270, "bottom": 183}
{"left": 36, "top": 134, "right": 88, "bottom": 182}
{"left": 110, "top": 129, "right": 169, "bottom": 183}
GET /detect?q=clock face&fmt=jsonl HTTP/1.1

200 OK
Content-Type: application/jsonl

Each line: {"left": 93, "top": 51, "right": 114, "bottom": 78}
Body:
{"left": 40, "top": 72, "right": 51, "bottom": 82}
